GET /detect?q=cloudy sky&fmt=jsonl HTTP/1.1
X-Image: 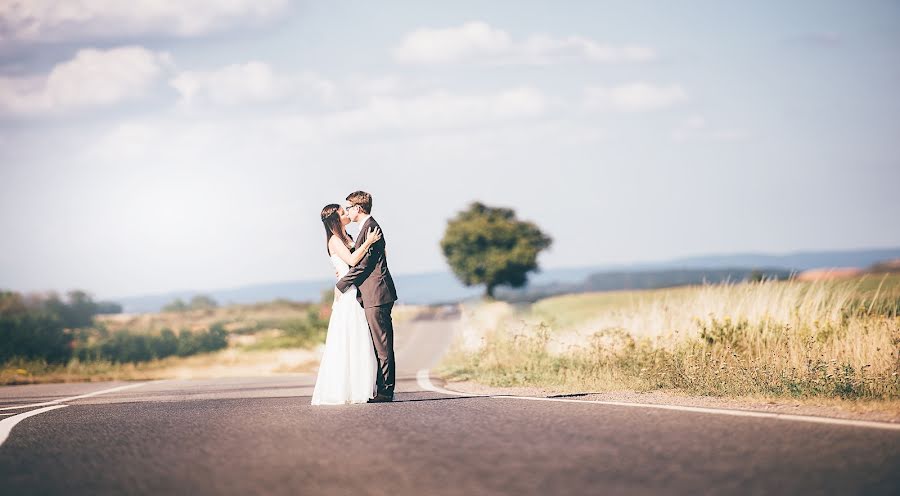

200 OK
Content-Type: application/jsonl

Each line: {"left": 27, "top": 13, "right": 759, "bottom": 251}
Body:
{"left": 1, "top": 1, "right": 898, "bottom": 299}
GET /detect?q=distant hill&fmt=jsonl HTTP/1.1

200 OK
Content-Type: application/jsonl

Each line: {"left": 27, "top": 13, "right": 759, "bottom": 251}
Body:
{"left": 869, "top": 258, "right": 900, "bottom": 273}
{"left": 115, "top": 272, "right": 486, "bottom": 313}
{"left": 642, "top": 248, "right": 900, "bottom": 271}
{"left": 112, "top": 247, "right": 900, "bottom": 313}
{"left": 496, "top": 268, "right": 793, "bottom": 302}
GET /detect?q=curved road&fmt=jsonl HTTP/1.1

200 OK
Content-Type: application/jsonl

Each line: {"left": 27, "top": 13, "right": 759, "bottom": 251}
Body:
{"left": 1, "top": 311, "right": 898, "bottom": 495}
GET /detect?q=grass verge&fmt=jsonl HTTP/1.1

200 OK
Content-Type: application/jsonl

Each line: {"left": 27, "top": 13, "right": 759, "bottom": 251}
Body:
{"left": 440, "top": 276, "right": 900, "bottom": 402}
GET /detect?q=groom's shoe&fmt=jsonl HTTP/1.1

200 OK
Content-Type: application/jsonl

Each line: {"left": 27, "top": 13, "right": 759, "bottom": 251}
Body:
{"left": 367, "top": 393, "right": 393, "bottom": 403}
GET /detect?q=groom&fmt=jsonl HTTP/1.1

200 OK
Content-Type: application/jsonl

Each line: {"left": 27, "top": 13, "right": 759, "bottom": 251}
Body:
{"left": 336, "top": 190, "right": 399, "bottom": 403}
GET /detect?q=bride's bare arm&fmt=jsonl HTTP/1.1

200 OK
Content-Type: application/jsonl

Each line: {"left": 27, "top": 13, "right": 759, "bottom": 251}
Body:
{"left": 328, "top": 228, "right": 382, "bottom": 267}
{"left": 346, "top": 228, "right": 381, "bottom": 265}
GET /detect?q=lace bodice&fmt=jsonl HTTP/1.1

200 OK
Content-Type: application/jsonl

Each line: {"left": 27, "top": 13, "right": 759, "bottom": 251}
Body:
{"left": 330, "top": 254, "right": 350, "bottom": 279}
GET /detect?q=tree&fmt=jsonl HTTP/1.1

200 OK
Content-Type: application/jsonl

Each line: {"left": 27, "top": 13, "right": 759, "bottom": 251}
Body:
{"left": 63, "top": 290, "right": 99, "bottom": 328}
{"left": 189, "top": 295, "right": 218, "bottom": 311}
{"left": 0, "top": 291, "right": 72, "bottom": 364}
{"left": 42, "top": 290, "right": 98, "bottom": 328}
{"left": 162, "top": 298, "right": 188, "bottom": 313}
{"left": 95, "top": 301, "right": 123, "bottom": 315}
{"left": 440, "top": 202, "right": 552, "bottom": 298}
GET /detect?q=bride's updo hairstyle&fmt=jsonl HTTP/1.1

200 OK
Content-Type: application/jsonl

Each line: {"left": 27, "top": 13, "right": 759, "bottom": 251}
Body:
{"left": 321, "top": 204, "right": 353, "bottom": 255}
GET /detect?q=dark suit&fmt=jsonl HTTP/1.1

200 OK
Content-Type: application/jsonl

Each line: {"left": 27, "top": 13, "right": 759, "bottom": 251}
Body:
{"left": 336, "top": 216, "right": 398, "bottom": 396}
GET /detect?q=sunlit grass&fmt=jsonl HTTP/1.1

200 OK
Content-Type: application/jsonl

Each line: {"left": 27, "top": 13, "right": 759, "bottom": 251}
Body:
{"left": 441, "top": 275, "right": 900, "bottom": 401}
{"left": 530, "top": 274, "right": 900, "bottom": 338}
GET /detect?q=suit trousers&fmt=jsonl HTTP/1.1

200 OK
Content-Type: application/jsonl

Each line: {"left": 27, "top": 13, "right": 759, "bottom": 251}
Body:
{"left": 365, "top": 302, "right": 395, "bottom": 396}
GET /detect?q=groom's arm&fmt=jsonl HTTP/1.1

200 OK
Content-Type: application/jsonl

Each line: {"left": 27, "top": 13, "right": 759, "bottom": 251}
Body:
{"left": 335, "top": 227, "right": 368, "bottom": 292}
{"left": 336, "top": 227, "right": 383, "bottom": 293}
{"left": 335, "top": 248, "right": 372, "bottom": 292}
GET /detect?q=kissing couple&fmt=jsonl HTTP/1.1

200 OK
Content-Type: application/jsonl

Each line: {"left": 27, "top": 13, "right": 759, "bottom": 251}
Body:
{"left": 311, "top": 190, "right": 399, "bottom": 405}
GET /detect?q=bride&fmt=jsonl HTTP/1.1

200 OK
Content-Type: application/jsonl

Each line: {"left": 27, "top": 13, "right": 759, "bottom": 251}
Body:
{"left": 311, "top": 203, "right": 382, "bottom": 405}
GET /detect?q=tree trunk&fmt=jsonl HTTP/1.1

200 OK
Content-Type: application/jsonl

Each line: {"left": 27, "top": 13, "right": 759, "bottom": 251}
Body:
{"left": 485, "top": 284, "right": 496, "bottom": 299}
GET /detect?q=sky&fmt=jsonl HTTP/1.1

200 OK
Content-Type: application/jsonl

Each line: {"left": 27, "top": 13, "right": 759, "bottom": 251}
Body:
{"left": 1, "top": 1, "right": 899, "bottom": 300}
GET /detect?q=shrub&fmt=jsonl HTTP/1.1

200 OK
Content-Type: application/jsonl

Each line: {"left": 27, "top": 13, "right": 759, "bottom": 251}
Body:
{"left": 1, "top": 291, "right": 72, "bottom": 363}
{"left": 75, "top": 325, "right": 229, "bottom": 364}
{"left": 0, "top": 308, "right": 71, "bottom": 364}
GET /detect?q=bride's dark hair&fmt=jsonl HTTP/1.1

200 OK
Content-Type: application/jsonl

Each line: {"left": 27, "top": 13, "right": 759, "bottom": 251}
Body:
{"left": 321, "top": 204, "right": 353, "bottom": 255}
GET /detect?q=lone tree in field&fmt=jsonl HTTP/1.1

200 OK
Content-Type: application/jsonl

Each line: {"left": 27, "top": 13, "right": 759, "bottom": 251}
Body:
{"left": 441, "top": 202, "right": 552, "bottom": 298}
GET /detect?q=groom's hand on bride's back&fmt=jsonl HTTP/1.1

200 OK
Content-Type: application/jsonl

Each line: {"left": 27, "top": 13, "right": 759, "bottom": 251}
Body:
{"left": 366, "top": 227, "right": 382, "bottom": 248}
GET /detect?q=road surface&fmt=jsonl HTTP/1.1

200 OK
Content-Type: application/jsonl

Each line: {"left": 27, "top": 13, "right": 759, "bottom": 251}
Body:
{"left": 1, "top": 310, "right": 898, "bottom": 495}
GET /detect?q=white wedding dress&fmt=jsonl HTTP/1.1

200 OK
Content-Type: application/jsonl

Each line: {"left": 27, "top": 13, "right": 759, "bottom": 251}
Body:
{"left": 310, "top": 253, "right": 378, "bottom": 405}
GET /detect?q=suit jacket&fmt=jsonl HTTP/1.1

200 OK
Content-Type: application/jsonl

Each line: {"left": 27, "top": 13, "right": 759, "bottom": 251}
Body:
{"left": 336, "top": 217, "right": 398, "bottom": 308}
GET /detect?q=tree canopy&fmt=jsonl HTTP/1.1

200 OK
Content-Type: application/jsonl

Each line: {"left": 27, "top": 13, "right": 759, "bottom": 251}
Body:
{"left": 440, "top": 202, "right": 552, "bottom": 298}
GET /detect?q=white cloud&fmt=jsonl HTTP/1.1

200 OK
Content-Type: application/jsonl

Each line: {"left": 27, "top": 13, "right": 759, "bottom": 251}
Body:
{"left": 394, "top": 21, "right": 655, "bottom": 65}
{"left": 0, "top": 0, "right": 288, "bottom": 43}
{"left": 293, "top": 86, "right": 549, "bottom": 139}
{"left": 170, "top": 62, "right": 336, "bottom": 107}
{"left": 394, "top": 21, "right": 512, "bottom": 64}
{"left": 92, "top": 86, "right": 549, "bottom": 156}
{"left": 171, "top": 63, "right": 278, "bottom": 106}
{"left": 0, "top": 46, "right": 172, "bottom": 115}
{"left": 519, "top": 34, "right": 656, "bottom": 64}
{"left": 346, "top": 76, "right": 406, "bottom": 98}
{"left": 585, "top": 82, "right": 687, "bottom": 112}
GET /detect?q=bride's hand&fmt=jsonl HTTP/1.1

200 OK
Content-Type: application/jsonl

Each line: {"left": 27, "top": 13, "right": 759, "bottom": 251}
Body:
{"left": 364, "top": 227, "right": 382, "bottom": 247}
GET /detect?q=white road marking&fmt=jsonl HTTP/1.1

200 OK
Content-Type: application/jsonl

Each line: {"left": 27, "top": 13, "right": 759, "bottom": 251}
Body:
{"left": 0, "top": 405, "right": 68, "bottom": 447}
{"left": 493, "top": 395, "right": 900, "bottom": 432}
{"left": 0, "top": 383, "right": 148, "bottom": 411}
{"left": 415, "top": 369, "right": 478, "bottom": 397}
{"left": 417, "top": 369, "right": 900, "bottom": 432}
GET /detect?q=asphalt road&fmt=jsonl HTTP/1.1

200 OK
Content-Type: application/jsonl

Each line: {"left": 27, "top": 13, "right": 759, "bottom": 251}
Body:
{"left": 1, "top": 312, "right": 899, "bottom": 495}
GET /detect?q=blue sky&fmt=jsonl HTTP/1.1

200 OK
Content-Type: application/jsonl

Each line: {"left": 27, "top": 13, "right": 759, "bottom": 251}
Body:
{"left": 1, "top": 1, "right": 898, "bottom": 299}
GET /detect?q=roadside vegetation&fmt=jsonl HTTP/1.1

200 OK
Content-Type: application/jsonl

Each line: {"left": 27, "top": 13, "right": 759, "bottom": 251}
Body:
{"left": 440, "top": 274, "right": 900, "bottom": 401}
{"left": 0, "top": 290, "right": 331, "bottom": 385}
{"left": 2, "top": 288, "right": 427, "bottom": 385}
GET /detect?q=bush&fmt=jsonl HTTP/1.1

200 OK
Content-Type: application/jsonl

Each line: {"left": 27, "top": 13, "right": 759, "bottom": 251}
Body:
{"left": 154, "top": 329, "right": 179, "bottom": 358}
{"left": 0, "top": 309, "right": 71, "bottom": 364}
{"left": 96, "top": 301, "right": 123, "bottom": 315}
{"left": 189, "top": 295, "right": 218, "bottom": 310}
{"left": 162, "top": 295, "right": 219, "bottom": 313}
{"left": 162, "top": 298, "right": 189, "bottom": 313}
{"left": 75, "top": 325, "right": 229, "bottom": 364}
{"left": 1, "top": 289, "right": 122, "bottom": 364}
{"left": 244, "top": 310, "right": 328, "bottom": 350}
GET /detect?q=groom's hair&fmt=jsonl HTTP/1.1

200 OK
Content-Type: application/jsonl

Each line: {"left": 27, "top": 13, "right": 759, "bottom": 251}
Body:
{"left": 346, "top": 191, "right": 372, "bottom": 214}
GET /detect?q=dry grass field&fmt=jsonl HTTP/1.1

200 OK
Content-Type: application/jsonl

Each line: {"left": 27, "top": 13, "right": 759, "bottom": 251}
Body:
{"left": 440, "top": 274, "right": 900, "bottom": 402}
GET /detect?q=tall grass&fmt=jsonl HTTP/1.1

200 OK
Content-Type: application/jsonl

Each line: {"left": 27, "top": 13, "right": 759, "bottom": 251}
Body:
{"left": 441, "top": 276, "right": 900, "bottom": 400}
{"left": 532, "top": 275, "right": 899, "bottom": 340}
